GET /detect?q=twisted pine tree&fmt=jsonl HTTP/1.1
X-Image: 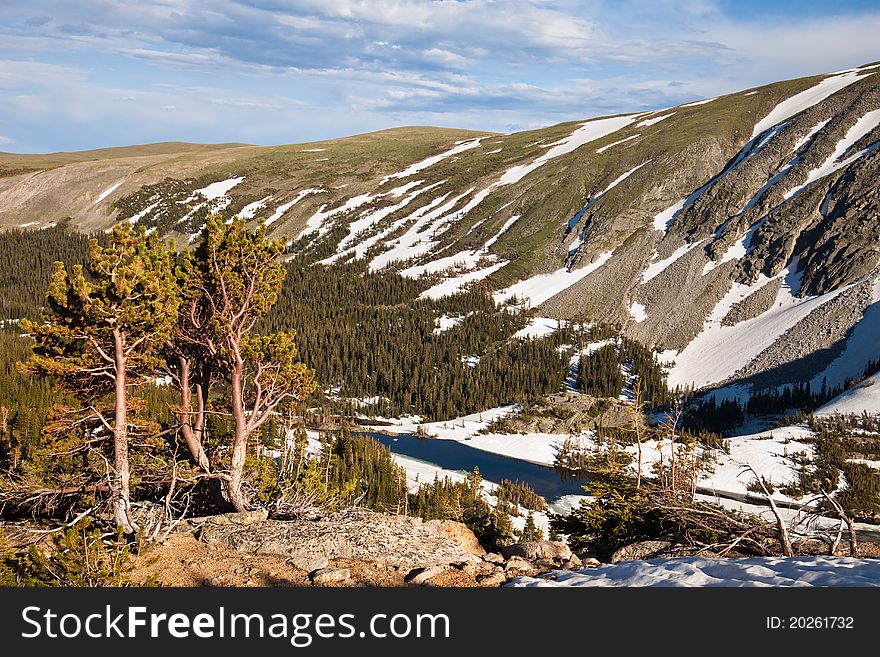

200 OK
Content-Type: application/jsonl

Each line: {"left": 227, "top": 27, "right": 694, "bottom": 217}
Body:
{"left": 181, "top": 216, "right": 316, "bottom": 511}
{"left": 19, "top": 224, "right": 179, "bottom": 532}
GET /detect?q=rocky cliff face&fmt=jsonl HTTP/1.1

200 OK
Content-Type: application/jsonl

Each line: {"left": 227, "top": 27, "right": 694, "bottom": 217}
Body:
{"left": 2, "top": 62, "right": 879, "bottom": 401}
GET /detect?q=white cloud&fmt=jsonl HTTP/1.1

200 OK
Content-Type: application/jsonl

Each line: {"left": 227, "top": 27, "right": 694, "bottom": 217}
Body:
{"left": 1, "top": 1, "right": 879, "bottom": 151}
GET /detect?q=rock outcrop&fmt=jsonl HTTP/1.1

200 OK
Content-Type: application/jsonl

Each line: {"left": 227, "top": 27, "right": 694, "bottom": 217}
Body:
{"left": 197, "top": 508, "right": 484, "bottom": 571}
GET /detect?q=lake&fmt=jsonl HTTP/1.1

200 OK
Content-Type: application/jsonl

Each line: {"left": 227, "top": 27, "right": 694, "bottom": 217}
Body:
{"left": 367, "top": 432, "right": 590, "bottom": 502}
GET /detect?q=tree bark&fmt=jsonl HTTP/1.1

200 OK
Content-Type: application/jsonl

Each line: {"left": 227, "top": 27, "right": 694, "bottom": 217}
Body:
{"left": 178, "top": 355, "right": 211, "bottom": 472}
{"left": 228, "top": 357, "right": 249, "bottom": 512}
{"left": 112, "top": 328, "right": 136, "bottom": 533}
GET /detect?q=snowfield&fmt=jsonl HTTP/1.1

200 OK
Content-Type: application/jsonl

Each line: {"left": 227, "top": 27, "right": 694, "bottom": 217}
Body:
{"left": 379, "top": 138, "right": 483, "bottom": 185}
{"left": 751, "top": 70, "right": 873, "bottom": 138}
{"left": 493, "top": 251, "right": 614, "bottom": 307}
{"left": 509, "top": 556, "right": 880, "bottom": 587}
{"left": 667, "top": 263, "right": 849, "bottom": 390}
{"left": 94, "top": 179, "right": 125, "bottom": 205}
{"left": 783, "top": 108, "right": 880, "bottom": 200}
{"left": 817, "top": 372, "right": 880, "bottom": 416}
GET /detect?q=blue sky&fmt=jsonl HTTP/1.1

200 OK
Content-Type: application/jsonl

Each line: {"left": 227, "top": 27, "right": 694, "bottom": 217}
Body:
{"left": 1, "top": 1, "right": 879, "bottom": 153}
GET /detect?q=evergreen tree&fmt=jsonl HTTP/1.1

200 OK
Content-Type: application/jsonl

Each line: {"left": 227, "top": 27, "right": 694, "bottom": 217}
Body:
{"left": 185, "top": 217, "right": 316, "bottom": 511}
{"left": 18, "top": 224, "right": 178, "bottom": 531}
{"left": 517, "top": 511, "right": 544, "bottom": 542}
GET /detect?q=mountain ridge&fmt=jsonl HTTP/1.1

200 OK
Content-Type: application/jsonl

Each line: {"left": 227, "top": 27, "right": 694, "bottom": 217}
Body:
{"left": 2, "top": 62, "right": 880, "bottom": 412}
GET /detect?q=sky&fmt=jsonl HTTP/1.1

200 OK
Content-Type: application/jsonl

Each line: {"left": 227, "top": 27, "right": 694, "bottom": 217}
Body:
{"left": 1, "top": 0, "right": 879, "bottom": 153}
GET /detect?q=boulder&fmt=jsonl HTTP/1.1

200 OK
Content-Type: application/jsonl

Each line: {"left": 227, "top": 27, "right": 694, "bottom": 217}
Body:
{"left": 405, "top": 564, "right": 451, "bottom": 586}
{"left": 611, "top": 539, "right": 675, "bottom": 563}
{"left": 424, "top": 519, "right": 486, "bottom": 556}
{"left": 502, "top": 541, "right": 572, "bottom": 562}
{"left": 504, "top": 556, "right": 537, "bottom": 573}
{"left": 199, "top": 508, "right": 481, "bottom": 570}
{"left": 476, "top": 571, "right": 507, "bottom": 587}
{"left": 310, "top": 568, "right": 351, "bottom": 585}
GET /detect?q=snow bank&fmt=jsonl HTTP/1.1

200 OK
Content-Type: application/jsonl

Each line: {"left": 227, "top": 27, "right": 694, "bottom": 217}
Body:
{"left": 380, "top": 138, "right": 483, "bottom": 185}
{"left": 493, "top": 251, "right": 614, "bottom": 307}
{"left": 636, "top": 113, "right": 674, "bottom": 127}
{"left": 699, "top": 424, "right": 814, "bottom": 503}
{"left": 509, "top": 556, "right": 880, "bottom": 587}
{"left": 817, "top": 373, "right": 880, "bottom": 416}
{"left": 94, "top": 179, "right": 125, "bottom": 205}
{"left": 513, "top": 317, "right": 561, "bottom": 339}
{"left": 668, "top": 264, "right": 847, "bottom": 390}
{"left": 752, "top": 70, "right": 872, "bottom": 138}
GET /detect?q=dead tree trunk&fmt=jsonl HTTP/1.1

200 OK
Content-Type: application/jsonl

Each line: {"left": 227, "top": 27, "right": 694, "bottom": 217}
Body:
{"left": 821, "top": 490, "right": 858, "bottom": 557}
{"left": 747, "top": 465, "right": 792, "bottom": 556}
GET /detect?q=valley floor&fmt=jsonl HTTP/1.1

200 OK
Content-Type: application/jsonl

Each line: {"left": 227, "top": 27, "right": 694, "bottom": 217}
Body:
{"left": 357, "top": 404, "right": 880, "bottom": 543}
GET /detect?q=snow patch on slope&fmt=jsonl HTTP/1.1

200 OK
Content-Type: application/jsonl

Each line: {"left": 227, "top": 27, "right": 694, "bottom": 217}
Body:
{"left": 269, "top": 189, "right": 325, "bottom": 227}
{"left": 94, "top": 180, "right": 125, "bottom": 205}
{"left": 817, "top": 373, "right": 880, "bottom": 416}
{"left": 636, "top": 113, "right": 674, "bottom": 127}
{"left": 493, "top": 251, "right": 614, "bottom": 307}
{"left": 751, "top": 70, "right": 872, "bottom": 138}
{"left": 668, "top": 263, "right": 849, "bottom": 389}
{"left": 628, "top": 302, "right": 648, "bottom": 323}
{"left": 680, "top": 98, "right": 716, "bottom": 108}
{"left": 379, "top": 138, "right": 483, "bottom": 185}
{"left": 641, "top": 239, "right": 706, "bottom": 283}
{"left": 297, "top": 191, "right": 369, "bottom": 239}
{"left": 783, "top": 108, "right": 880, "bottom": 200}
{"left": 596, "top": 134, "right": 640, "bottom": 154}
{"left": 418, "top": 262, "right": 507, "bottom": 300}
{"left": 238, "top": 195, "right": 272, "bottom": 220}
{"left": 514, "top": 317, "right": 561, "bottom": 339}
{"left": 809, "top": 277, "right": 880, "bottom": 395}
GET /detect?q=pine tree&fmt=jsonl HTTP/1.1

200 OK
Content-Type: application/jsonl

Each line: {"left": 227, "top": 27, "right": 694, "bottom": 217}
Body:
{"left": 185, "top": 217, "right": 316, "bottom": 511}
{"left": 19, "top": 224, "right": 178, "bottom": 531}
{"left": 517, "top": 511, "right": 544, "bottom": 542}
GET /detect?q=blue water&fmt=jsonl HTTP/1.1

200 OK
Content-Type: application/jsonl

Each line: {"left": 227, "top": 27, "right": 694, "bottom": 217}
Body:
{"left": 367, "top": 433, "right": 590, "bottom": 501}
